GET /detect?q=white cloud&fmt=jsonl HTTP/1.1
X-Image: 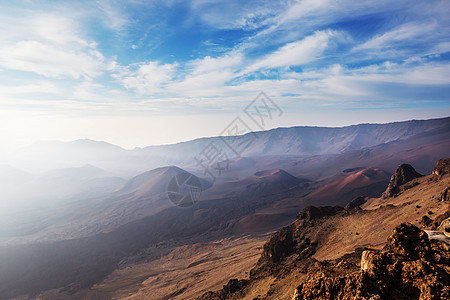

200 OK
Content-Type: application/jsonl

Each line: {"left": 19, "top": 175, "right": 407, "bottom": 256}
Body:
{"left": 189, "top": 0, "right": 281, "bottom": 31}
{"left": 118, "top": 61, "right": 178, "bottom": 95}
{"left": 353, "top": 62, "right": 450, "bottom": 85}
{"left": 0, "top": 0, "right": 448, "bottom": 152}
{"left": 0, "top": 10, "right": 108, "bottom": 80}
{"left": 429, "top": 42, "right": 450, "bottom": 55}
{"left": 0, "top": 41, "right": 105, "bottom": 79}
{"left": 354, "top": 22, "right": 437, "bottom": 52}
{"left": 124, "top": 52, "right": 245, "bottom": 98}
{"left": 245, "top": 30, "right": 337, "bottom": 73}
{"left": 169, "top": 70, "right": 236, "bottom": 97}
{"left": 30, "top": 15, "right": 89, "bottom": 48}
{"left": 97, "top": 0, "right": 129, "bottom": 32}
{"left": 251, "top": 0, "right": 401, "bottom": 44}
{"left": 0, "top": 82, "right": 61, "bottom": 95}
{"left": 280, "top": 0, "right": 331, "bottom": 24}
{"left": 189, "top": 52, "right": 243, "bottom": 75}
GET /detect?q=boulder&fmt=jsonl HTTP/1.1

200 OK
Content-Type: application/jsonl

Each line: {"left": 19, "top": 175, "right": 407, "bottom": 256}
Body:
{"left": 433, "top": 158, "right": 450, "bottom": 179}
{"left": 437, "top": 218, "right": 450, "bottom": 238}
{"left": 294, "top": 223, "right": 450, "bottom": 300}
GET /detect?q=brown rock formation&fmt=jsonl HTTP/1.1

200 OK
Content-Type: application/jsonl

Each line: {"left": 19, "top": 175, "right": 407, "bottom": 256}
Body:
{"left": 293, "top": 223, "right": 450, "bottom": 300}
{"left": 260, "top": 206, "right": 344, "bottom": 264}
{"left": 344, "top": 196, "right": 367, "bottom": 211}
{"left": 438, "top": 218, "right": 450, "bottom": 237}
{"left": 197, "top": 206, "right": 345, "bottom": 299}
{"left": 433, "top": 158, "right": 450, "bottom": 179}
{"left": 382, "top": 164, "right": 422, "bottom": 198}
{"left": 440, "top": 186, "right": 450, "bottom": 202}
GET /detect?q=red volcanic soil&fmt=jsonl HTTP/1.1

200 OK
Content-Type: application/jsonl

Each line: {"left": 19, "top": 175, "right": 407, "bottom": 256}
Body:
{"left": 301, "top": 167, "right": 390, "bottom": 207}
{"left": 308, "top": 168, "right": 388, "bottom": 199}
{"left": 114, "top": 166, "right": 186, "bottom": 198}
{"left": 203, "top": 169, "right": 306, "bottom": 200}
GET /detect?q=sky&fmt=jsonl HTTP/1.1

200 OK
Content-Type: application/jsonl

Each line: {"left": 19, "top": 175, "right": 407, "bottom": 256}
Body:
{"left": 0, "top": 0, "right": 449, "bottom": 153}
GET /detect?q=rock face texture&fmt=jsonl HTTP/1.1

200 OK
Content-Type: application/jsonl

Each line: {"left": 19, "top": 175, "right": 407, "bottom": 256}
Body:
{"left": 440, "top": 186, "right": 450, "bottom": 202}
{"left": 382, "top": 164, "right": 423, "bottom": 198}
{"left": 344, "top": 196, "right": 367, "bottom": 211}
{"left": 438, "top": 218, "right": 450, "bottom": 237}
{"left": 433, "top": 158, "right": 450, "bottom": 179}
{"left": 430, "top": 185, "right": 450, "bottom": 230}
{"left": 293, "top": 223, "right": 450, "bottom": 300}
{"left": 199, "top": 160, "right": 450, "bottom": 300}
{"left": 198, "top": 206, "right": 345, "bottom": 300}
{"left": 261, "top": 206, "right": 344, "bottom": 264}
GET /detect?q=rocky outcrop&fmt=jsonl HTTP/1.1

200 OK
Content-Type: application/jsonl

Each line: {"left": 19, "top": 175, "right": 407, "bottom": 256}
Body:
{"left": 424, "top": 230, "right": 450, "bottom": 246}
{"left": 420, "top": 215, "right": 433, "bottom": 227}
{"left": 430, "top": 194, "right": 450, "bottom": 230}
{"left": 433, "top": 158, "right": 450, "bottom": 179}
{"left": 345, "top": 196, "right": 367, "bottom": 211}
{"left": 440, "top": 186, "right": 450, "bottom": 202}
{"left": 438, "top": 218, "right": 450, "bottom": 238}
{"left": 260, "top": 206, "right": 343, "bottom": 264}
{"left": 200, "top": 279, "right": 249, "bottom": 300}
{"left": 382, "top": 164, "right": 422, "bottom": 198}
{"left": 293, "top": 223, "right": 450, "bottom": 300}
{"left": 200, "top": 160, "right": 449, "bottom": 300}
{"left": 296, "top": 206, "right": 344, "bottom": 224}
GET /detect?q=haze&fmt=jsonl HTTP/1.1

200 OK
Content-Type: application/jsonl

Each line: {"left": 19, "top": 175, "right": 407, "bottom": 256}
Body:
{"left": 0, "top": 1, "right": 449, "bottom": 299}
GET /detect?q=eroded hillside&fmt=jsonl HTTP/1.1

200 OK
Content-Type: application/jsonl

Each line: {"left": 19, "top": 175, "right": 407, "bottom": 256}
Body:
{"left": 199, "top": 159, "right": 450, "bottom": 299}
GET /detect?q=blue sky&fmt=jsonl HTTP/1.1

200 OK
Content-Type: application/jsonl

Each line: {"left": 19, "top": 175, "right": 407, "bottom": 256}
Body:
{"left": 0, "top": 0, "right": 449, "bottom": 151}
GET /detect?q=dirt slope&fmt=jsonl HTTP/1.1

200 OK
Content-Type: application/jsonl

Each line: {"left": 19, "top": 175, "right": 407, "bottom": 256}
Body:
{"left": 198, "top": 160, "right": 450, "bottom": 299}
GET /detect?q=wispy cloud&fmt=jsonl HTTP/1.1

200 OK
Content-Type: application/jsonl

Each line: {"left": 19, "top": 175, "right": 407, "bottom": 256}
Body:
{"left": 355, "top": 22, "right": 437, "bottom": 51}
{"left": 0, "top": 9, "right": 107, "bottom": 79}
{"left": 244, "top": 30, "right": 340, "bottom": 73}
{"left": 0, "top": 82, "right": 61, "bottom": 95}
{"left": 97, "top": 0, "right": 129, "bottom": 32}
{"left": 0, "top": 41, "right": 105, "bottom": 79}
{"left": 0, "top": 0, "right": 449, "bottom": 148}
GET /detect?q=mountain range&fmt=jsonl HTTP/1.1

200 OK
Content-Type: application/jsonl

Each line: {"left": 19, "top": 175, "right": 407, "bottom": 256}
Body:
{"left": 0, "top": 117, "right": 449, "bottom": 299}
{"left": 3, "top": 116, "right": 449, "bottom": 176}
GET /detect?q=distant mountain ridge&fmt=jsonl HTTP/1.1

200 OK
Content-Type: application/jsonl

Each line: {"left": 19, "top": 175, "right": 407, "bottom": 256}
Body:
{"left": 6, "top": 116, "right": 450, "bottom": 175}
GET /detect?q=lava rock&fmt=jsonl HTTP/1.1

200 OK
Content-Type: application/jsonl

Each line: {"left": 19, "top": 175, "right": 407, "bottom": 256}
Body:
{"left": 382, "top": 164, "right": 423, "bottom": 198}
{"left": 345, "top": 196, "right": 368, "bottom": 211}
{"left": 433, "top": 158, "right": 450, "bottom": 179}
{"left": 293, "top": 223, "right": 450, "bottom": 300}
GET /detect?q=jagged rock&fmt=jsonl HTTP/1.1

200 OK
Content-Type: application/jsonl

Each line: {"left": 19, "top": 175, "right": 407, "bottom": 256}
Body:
{"left": 296, "top": 206, "right": 344, "bottom": 223}
{"left": 420, "top": 215, "right": 433, "bottom": 227}
{"left": 424, "top": 230, "right": 450, "bottom": 246}
{"left": 261, "top": 225, "right": 297, "bottom": 263}
{"left": 261, "top": 206, "right": 343, "bottom": 263}
{"left": 430, "top": 203, "right": 450, "bottom": 230}
{"left": 360, "top": 250, "right": 374, "bottom": 271}
{"left": 199, "top": 279, "right": 249, "bottom": 299}
{"left": 438, "top": 218, "right": 450, "bottom": 238}
{"left": 293, "top": 223, "right": 450, "bottom": 300}
{"left": 440, "top": 186, "right": 450, "bottom": 202}
{"left": 345, "top": 196, "right": 367, "bottom": 210}
{"left": 433, "top": 158, "right": 450, "bottom": 179}
{"left": 383, "top": 223, "right": 430, "bottom": 259}
{"left": 291, "top": 288, "right": 299, "bottom": 300}
{"left": 382, "top": 164, "right": 422, "bottom": 198}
